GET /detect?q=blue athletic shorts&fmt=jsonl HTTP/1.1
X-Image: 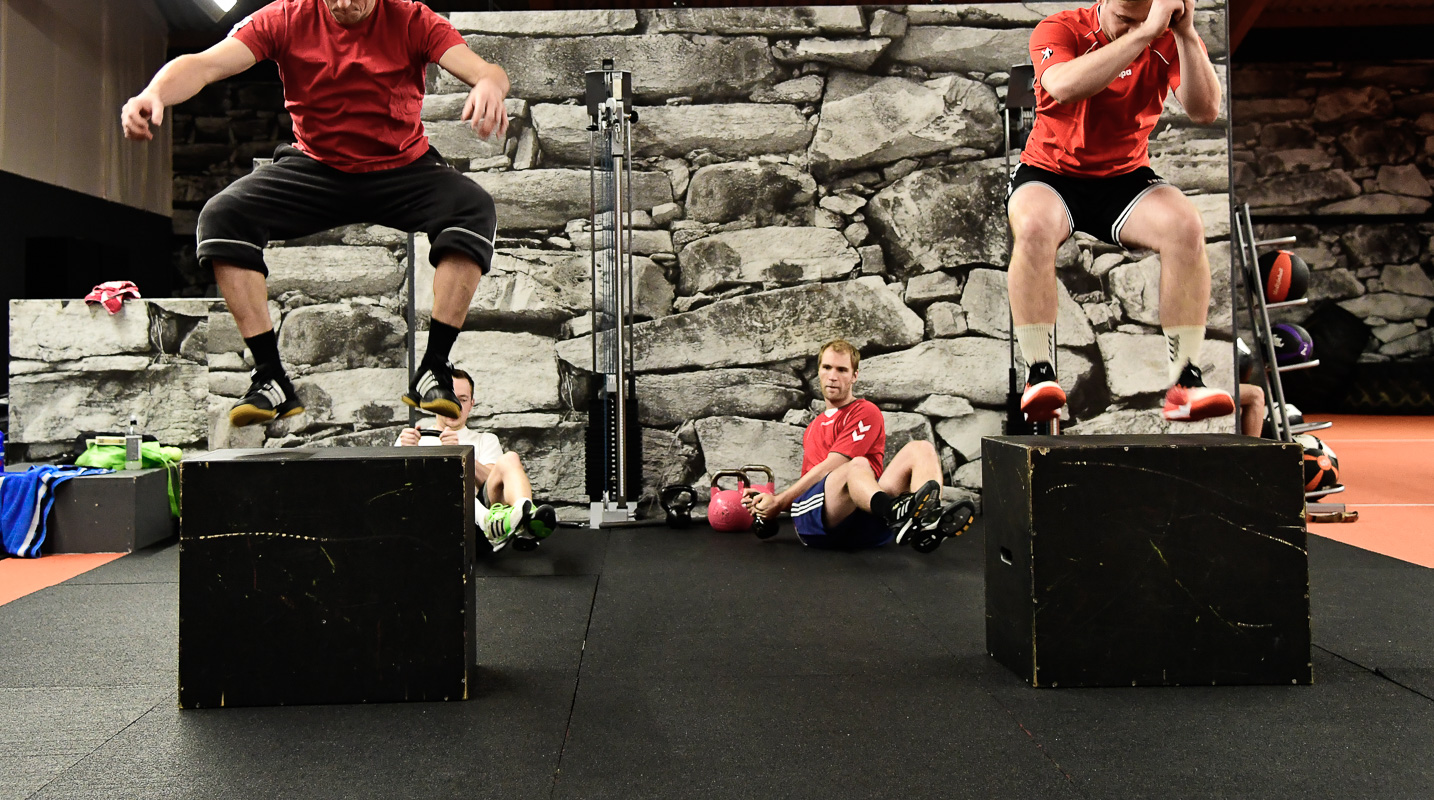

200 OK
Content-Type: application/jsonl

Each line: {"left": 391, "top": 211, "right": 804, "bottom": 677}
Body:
{"left": 790, "top": 482, "right": 893, "bottom": 549}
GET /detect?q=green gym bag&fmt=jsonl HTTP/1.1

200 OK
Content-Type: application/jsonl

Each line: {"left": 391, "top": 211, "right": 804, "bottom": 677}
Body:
{"left": 74, "top": 441, "right": 184, "bottom": 518}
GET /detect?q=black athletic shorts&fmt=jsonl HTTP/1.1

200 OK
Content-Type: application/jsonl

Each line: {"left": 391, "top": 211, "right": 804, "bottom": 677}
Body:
{"left": 196, "top": 144, "right": 497, "bottom": 275}
{"left": 1007, "top": 163, "right": 1169, "bottom": 246}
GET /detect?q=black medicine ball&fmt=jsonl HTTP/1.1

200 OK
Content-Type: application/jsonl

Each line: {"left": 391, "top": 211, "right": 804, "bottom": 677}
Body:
{"left": 1258, "top": 250, "right": 1311, "bottom": 303}
{"left": 1295, "top": 434, "right": 1340, "bottom": 492}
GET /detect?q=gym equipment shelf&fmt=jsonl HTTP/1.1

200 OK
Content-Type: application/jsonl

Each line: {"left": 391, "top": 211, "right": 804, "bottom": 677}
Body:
{"left": 1233, "top": 204, "right": 1349, "bottom": 512}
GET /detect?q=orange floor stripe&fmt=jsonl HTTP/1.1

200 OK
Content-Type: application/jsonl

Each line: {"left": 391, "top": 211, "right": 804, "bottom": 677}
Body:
{"left": 1304, "top": 415, "right": 1434, "bottom": 568}
{"left": 0, "top": 553, "right": 124, "bottom": 606}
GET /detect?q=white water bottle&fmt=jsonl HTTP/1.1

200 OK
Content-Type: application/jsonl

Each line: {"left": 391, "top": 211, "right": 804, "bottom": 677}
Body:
{"left": 125, "top": 418, "right": 142, "bottom": 471}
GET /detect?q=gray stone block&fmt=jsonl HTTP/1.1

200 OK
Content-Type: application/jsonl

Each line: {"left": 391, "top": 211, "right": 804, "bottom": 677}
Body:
{"left": 557, "top": 277, "right": 922, "bottom": 372}
{"left": 439, "top": 35, "right": 777, "bottom": 103}
{"left": 867, "top": 159, "right": 1010, "bottom": 272}
{"left": 479, "top": 169, "right": 673, "bottom": 230}
{"left": 677, "top": 226, "right": 860, "bottom": 294}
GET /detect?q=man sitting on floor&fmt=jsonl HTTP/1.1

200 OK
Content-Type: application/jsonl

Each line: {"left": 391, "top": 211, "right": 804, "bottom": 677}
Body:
{"left": 1008, "top": 0, "right": 1233, "bottom": 424}
{"left": 396, "top": 367, "right": 556, "bottom": 553}
{"left": 741, "top": 339, "right": 974, "bottom": 553}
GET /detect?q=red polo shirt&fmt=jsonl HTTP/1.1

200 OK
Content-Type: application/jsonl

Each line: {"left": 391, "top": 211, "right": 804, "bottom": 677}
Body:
{"left": 230, "top": 0, "right": 466, "bottom": 173}
{"left": 802, "top": 399, "right": 886, "bottom": 478}
{"left": 1022, "top": 2, "right": 1185, "bottom": 178}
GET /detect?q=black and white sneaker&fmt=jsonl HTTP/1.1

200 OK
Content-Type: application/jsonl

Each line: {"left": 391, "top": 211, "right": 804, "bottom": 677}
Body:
{"left": 403, "top": 361, "right": 461, "bottom": 419}
{"left": 909, "top": 499, "right": 976, "bottom": 554}
{"left": 229, "top": 370, "right": 303, "bottom": 427}
{"left": 884, "top": 479, "right": 944, "bottom": 545}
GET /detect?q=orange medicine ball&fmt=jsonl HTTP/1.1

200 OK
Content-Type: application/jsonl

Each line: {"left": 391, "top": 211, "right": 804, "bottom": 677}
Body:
{"left": 1258, "top": 249, "right": 1311, "bottom": 303}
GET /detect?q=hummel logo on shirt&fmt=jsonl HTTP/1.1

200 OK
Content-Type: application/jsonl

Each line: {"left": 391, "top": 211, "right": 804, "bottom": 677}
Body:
{"left": 1040, "top": 47, "right": 1053, "bottom": 61}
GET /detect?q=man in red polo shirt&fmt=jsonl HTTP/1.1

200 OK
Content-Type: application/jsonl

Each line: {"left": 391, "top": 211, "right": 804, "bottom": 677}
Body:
{"left": 121, "top": 0, "right": 509, "bottom": 427}
{"left": 742, "top": 339, "right": 974, "bottom": 553}
{"left": 1007, "top": 0, "right": 1234, "bottom": 424}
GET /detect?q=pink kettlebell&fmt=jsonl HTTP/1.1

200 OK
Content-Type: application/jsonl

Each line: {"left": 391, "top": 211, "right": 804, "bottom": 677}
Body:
{"left": 709, "top": 470, "right": 754, "bottom": 532}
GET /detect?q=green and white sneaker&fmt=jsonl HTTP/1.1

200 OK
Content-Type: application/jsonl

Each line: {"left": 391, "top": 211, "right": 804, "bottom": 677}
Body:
{"left": 511, "top": 499, "right": 558, "bottom": 552}
{"left": 482, "top": 502, "right": 530, "bottom": 553}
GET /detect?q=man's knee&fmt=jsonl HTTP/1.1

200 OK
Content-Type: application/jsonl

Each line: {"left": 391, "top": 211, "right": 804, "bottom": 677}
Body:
{"left": 1158, "top": 203, "right": 1206, "bottom": 255}
{"left": 197, "top": 190, "right": 268, "bottom": 273}
{"left": 497, "top": 450, "right": 525, "bottom": 473}
{"left": 428, "top": 178, "right": 496, "bottom": 273}
{"left": 899, "top": 440, "right": 938, "bottom": 462}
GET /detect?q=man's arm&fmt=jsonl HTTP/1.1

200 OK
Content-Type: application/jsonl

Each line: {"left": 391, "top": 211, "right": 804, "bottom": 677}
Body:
{"left": 745, "top": 451, "right": 851, "bottom": 518}
{"left": 437, "top": 44, "right": 510, "bottom": 139}
{"left": 1039, "top": 0, "right": 1184, "bottom": 104}
{"left": 121, "top": 38, "right": 256, "bottom": 141}
{"left": 1169, "top": 0, "right": 1221, "bottom": 125}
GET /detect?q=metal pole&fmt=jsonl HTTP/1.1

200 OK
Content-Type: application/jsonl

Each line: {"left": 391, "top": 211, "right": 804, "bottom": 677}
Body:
{"left": 406, "top": 231, "right": 417, "bottom": 426}
{"left": 610, "top": 90, "right": 629, "bottom": 503}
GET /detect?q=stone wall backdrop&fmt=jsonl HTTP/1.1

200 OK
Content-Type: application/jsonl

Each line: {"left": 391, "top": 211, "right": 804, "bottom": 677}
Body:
{"left": 11, "top": 3, "right": 1234, "bottom": 520}
{"left": 1232, "top": 60, "right": 1434, "bottom": 362}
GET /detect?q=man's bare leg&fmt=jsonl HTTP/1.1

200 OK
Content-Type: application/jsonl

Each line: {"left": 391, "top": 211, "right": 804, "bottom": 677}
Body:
{"left": 1119, "top": 186, "right": 1233, "bottom": 421}
{"left": 483, "top": 451, "right": 557, "bottom": 543}
{"left": 216, "top": 259, "right": 304, "bottom": 425}
{"left": 408, "top": 250, "right": 484, "bottom": 417}
{"left": 431, "top": 251, "right": 482, "bottom": 329}
{"left": 213, "top": 260, "right": 272, "bottom": 337}
{"left": 1007, "top": 185, "right": 1072, "bottom": 421}
{"left": 876, "top": 441, "right": 942, "bottom": 497}
{"left": 485, "top": 451, "right": 533, "bottom": 507}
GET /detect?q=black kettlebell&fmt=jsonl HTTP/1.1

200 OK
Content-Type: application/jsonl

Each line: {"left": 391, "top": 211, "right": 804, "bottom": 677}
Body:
{"left": 660, "top": 484, "right": 697, "bottom": 529}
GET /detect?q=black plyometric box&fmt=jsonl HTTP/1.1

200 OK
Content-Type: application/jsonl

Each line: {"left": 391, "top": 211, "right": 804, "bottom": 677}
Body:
{"left": 178, "top": 447, "right": 476, "bottom": 708}
{"left": 982, "top": 434, "right": 1311, "bottom": 688}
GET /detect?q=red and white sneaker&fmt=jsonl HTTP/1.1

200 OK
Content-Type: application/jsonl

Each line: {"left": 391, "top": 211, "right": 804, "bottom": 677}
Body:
{"left": 1021, "top": 361, "right": 1066, "bottom": 422}
{"left": 1163, "top": 363, "right": 1235, "bottom": 421}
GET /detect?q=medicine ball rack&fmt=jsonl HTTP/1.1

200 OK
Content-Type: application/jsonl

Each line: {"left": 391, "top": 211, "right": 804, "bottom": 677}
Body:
{"left": 1233, "top": 203, "right": 1348, "bottom": 516}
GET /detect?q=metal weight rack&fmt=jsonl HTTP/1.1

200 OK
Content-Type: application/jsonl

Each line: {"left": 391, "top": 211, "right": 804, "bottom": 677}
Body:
{"left": 584, "top": 60, "right": 643, "bottom": 528}
{"left": 1232, "top": 203, "right": 1349, "bottom": 518}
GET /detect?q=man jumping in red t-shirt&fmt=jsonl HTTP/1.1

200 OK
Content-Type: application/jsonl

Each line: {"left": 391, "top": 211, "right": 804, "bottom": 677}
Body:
{"left": 742, "top": 340, "right": 974, "bottom": 553}
{"left": 1008, "top": 0, "right": 1234, "bottom": 424}
{"left": 121, "top": 0, "right": 509, "bottom": 427}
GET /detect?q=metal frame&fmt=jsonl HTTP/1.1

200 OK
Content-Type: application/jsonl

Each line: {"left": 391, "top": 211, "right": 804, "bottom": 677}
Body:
{"left": 1003, "top": 64, "right": 1059, "bottom": 436}
{"left": 585, "top": 60, "right": 642, "bottom": 528}
{"left": 1232, "top": 203, "right": 1346, "bottom": 513}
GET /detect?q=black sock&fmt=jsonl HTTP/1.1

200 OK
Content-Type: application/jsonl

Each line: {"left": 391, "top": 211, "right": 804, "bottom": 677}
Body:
{"left": 423, "top": 320, "right": 460, "bottom": 369}
{"left": 869, "top": 491, "right": 893, "bottom": 519}
{"left": 244, "top": 330, "right": 283, "bottom": 376}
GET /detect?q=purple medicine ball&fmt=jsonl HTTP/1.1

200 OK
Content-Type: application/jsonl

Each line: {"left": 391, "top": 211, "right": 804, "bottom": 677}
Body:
{"left": 1272, "top": 323, "right": 1315, "bottom": 365}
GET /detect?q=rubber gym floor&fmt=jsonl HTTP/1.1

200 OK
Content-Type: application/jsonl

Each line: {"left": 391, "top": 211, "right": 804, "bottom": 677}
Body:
{"left": 3, "top": 500, "right": 1432, "bottom": 800}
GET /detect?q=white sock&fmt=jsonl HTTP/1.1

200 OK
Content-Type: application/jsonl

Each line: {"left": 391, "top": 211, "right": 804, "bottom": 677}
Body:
{"left": 1014, "top": 324, "right": 1054, "bottom": 369}
{"left": 1164, "top": 325, "right": 1205, "bottom": 384}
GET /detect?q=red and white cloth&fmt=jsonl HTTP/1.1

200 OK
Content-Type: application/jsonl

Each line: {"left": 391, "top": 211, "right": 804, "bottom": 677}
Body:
{"left": 84, "top": 281, "right": 142, "bottom": 314}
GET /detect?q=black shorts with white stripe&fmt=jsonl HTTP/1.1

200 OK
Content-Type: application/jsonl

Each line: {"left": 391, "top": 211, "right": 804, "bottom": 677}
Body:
{"left": 1007, "top": 163, "right": 1169, "bottom": 247}
{"left": 196, "top": 144, "right": 497, "bottom": 277}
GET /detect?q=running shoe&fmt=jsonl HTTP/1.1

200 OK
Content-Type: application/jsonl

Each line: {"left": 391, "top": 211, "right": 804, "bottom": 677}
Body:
{"left": 885, "top": 479, "right": 944, "bottom": 545}
{"left": 1021, "top": 361, "right": 1065, "bottom": 423}
{"left": 1162, "top": 362, "right": 1235, "bottom": 422}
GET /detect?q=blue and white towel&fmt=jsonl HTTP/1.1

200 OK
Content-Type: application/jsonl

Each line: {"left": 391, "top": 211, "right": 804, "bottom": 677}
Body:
{"left": 1, "top": 465, "right": 113, "bottom": 558}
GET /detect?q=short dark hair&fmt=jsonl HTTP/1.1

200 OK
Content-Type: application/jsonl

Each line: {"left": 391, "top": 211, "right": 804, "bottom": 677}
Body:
{"left": 818, "top": 339, "right": 861, "bottom": 371}
{"left": 451, "top": 367, "right": 474, "bottom": 396}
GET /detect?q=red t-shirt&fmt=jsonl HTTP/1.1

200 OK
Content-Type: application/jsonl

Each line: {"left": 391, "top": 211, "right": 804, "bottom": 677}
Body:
{"left": 230, "top": 0, "right": 466, "bottom": 173}
{"left": 802, "top": 399, "right": 886, "bottom": 479}
{"left": 1021, "top": 2, "right": 1183, "bottom": 178}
